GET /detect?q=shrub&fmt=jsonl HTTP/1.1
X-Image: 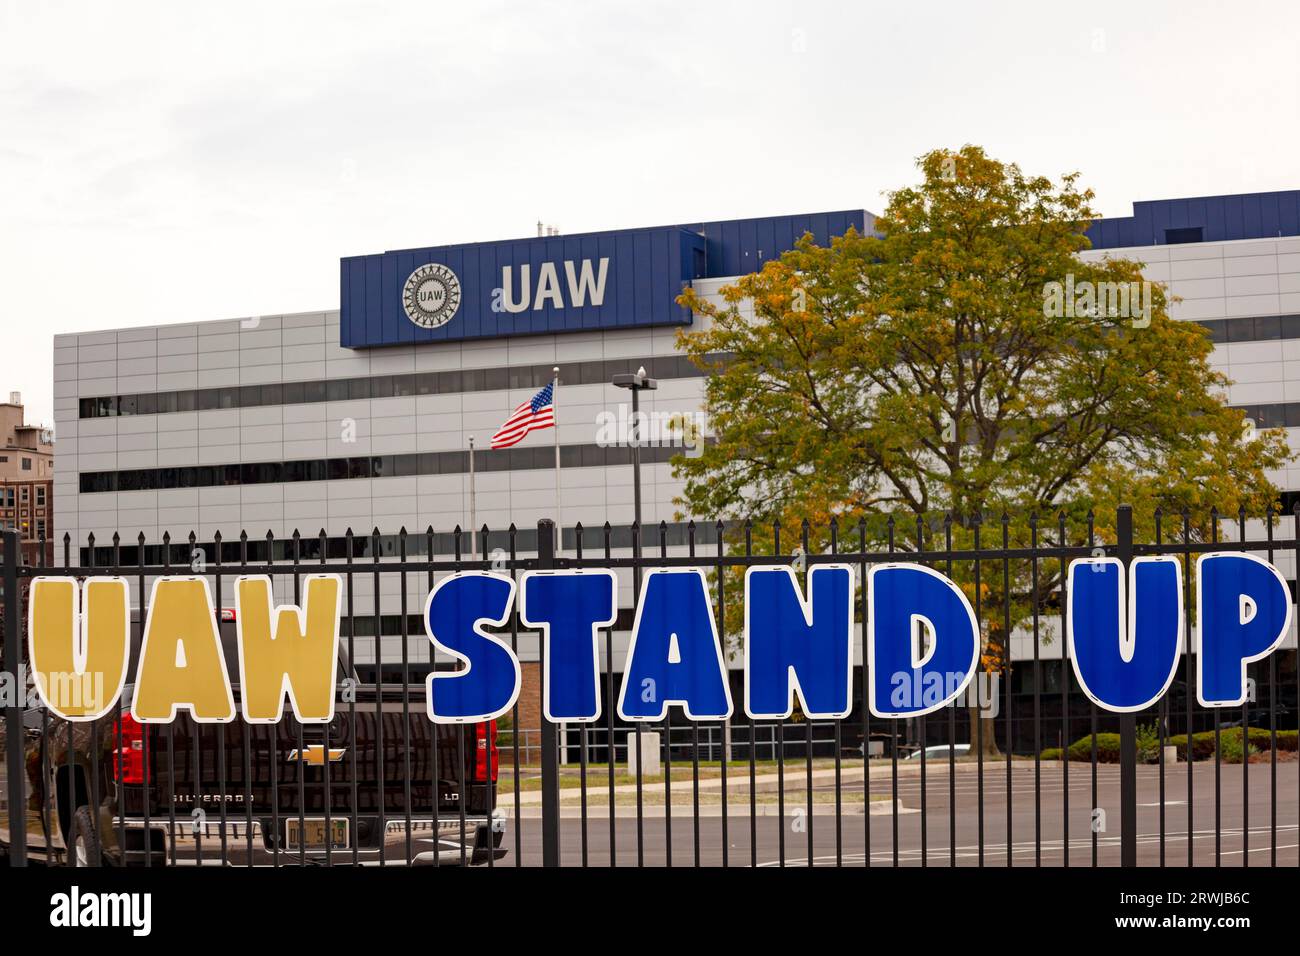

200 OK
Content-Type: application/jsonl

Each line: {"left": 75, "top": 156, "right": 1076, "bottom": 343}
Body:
{"left": 1216, "top": 730, "right": 1256, "bottom": 764}
{"left": 1135, "top": 721, "right": 1161, "bottom": 764}
{"left": 1044, "top": 727, "right": 1296, "bottom": 764}
{"left": 1167, "top": 727, "right": 1295, "bottom": 762}
{"left": 1066, "top": 732, "right": 1123, "bottom": 762}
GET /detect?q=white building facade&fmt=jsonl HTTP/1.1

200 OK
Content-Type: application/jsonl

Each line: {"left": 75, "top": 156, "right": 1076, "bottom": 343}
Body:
{"left": 51, "top": 196, "right": 1300, "bottom": 684}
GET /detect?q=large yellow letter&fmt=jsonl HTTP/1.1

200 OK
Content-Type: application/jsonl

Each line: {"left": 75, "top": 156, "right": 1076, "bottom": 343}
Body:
{"left": 235, "top": 574, "right": 342, "bottom": 723}
{"left": 131, "top": 577, "right": 235, "bottom": 723}
{"left": 27, "top": 577, "right": 130, "bottom": 720}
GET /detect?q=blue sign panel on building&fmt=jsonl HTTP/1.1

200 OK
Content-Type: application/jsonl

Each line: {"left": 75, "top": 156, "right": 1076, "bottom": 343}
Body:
{"left": 341, "top": 226, "right": 707, "bottom": 348}
{"left": 340, "top": 210, "right": 872, "bottom": 348}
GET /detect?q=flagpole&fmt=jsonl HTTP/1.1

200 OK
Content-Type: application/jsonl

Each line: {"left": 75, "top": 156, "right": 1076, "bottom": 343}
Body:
{"left": 468, "top": 435, "right": 477, "bottom": 560}
{"left": 552, "top": 366, "right": 561, "bottom": 555}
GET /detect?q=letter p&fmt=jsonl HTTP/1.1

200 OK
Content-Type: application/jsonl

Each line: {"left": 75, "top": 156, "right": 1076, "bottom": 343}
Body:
{"left": 1196, "top": 553, "right": 1292, "bottom": 707}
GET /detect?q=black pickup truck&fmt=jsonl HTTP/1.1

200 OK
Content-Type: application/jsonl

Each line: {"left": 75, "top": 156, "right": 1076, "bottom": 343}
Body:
{"left": 0, "top": 612, "right": 505, "bottom": 866}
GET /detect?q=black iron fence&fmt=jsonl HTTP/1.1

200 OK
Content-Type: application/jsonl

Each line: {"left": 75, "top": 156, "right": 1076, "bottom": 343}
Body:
{"left": 2, "top": 506, "right": 1297, "bottom": 867}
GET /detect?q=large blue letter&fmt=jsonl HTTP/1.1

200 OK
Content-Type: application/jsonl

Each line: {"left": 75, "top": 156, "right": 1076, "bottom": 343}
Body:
{"left": 1068, "top": 557, "right": 1182, "bottom": 712}
{"left": 424, "top": 571, "right": 520, "bottom": 723}
{"left": 519, "top": 569, "right": 617, "bottom": 722}
{"left": 868, "top": 563, "right": 978, "bottom": 719}
{"left": 617, "top": 569, "right": 732, "bottom": 721}
{"left": 1197, "top": 552, "right": 1291, "bottom": 707}
{"left": 744, "top": 565, "right": 854, "bottom": 719}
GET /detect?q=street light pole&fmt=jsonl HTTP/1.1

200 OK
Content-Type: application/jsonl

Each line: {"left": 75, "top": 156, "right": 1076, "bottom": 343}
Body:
{"left": 612, "top": 367, "right": 658, "bottom": 793}
{"left": 630, "top": 382, "right": 642, "bottom": 533}
{"left": 612, "top": 366, "right": 658, "bottom": 551}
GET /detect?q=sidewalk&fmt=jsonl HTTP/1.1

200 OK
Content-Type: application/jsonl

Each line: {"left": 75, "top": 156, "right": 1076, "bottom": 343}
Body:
{"left": 504, "top": 758, "right": 993, "bottom": 807}
{"left": 498, "top": 798, "right": 910, "bottom": 819}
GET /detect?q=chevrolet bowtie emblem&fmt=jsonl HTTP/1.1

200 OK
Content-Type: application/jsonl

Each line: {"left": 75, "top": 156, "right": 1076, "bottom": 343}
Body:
{"left": 287, "top": 746, "right": 346, "bottom": 765}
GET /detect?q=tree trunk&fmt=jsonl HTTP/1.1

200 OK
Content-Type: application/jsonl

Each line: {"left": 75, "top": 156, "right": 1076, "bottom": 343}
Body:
{"left": 967, "top": 705, "right": 1000, "bottom": 757}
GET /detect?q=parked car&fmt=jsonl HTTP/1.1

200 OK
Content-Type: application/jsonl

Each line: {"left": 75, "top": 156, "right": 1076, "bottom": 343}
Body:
{"left": 0, "top": 611, "right": 504, "bottom": 866}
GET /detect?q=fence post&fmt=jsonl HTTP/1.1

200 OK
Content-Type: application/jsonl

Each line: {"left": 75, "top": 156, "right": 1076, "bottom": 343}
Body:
{"left": 1116, "top": 504, "right": 1137, "bottom": 867}
{"left": 537, "top": 519, "right": 561, "bottom": 867}
{"left": 3, "top": 528, "right": 26, "bottom": 865}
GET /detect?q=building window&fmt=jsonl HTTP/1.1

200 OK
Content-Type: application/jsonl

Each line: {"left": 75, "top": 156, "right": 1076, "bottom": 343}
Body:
{"left": 36, "top": 486, "right": 45, "bottom": 506}
{"left": 1164, "top": 226, "right": 1204, "bottom": 244}
{"left": 36, "top": 519, "right": 45, "bottom": 539}
{"left": 20, "top": 487, "right": 28, "bottom": 503}
{"left": 21, "top": 457, "right": 31, "bottom": 471}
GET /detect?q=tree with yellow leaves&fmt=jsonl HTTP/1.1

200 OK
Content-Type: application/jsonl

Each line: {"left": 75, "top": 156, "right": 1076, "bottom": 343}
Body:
{"left": 674, "top": 145, "right": 1291, "bottom": 754}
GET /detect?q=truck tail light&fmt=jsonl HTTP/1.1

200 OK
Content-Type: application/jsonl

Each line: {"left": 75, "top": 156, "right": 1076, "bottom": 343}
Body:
{"left": 113, "top": 712, "right": 150, "bottom": 785}
{"left": 472, "top": 720, "right": 498, "bottom": 783}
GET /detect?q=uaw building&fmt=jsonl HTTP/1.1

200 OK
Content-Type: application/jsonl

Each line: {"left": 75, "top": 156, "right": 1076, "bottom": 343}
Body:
{"left": 52, "top": 193, "right": 1300, "bottom": 731}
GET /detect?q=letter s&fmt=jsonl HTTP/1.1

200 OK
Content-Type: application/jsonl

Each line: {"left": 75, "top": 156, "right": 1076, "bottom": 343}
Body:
{"left": 425, "top": 572, "right": 521, "bottom": 723}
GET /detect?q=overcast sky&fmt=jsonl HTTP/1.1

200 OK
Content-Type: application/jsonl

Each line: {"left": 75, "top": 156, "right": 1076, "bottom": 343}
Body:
{"left": 2, "top": 0, "right": 1297, "bottom": 427}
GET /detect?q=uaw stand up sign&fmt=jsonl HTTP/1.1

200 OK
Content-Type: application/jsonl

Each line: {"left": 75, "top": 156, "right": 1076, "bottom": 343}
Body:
{"left": 25, "top": 553, "right": 1291, "bottom": 725}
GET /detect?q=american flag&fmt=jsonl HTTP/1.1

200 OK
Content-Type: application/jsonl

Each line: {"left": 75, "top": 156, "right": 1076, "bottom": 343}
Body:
{"left": 490, "top": 381, "right": 555, "bottom": 449}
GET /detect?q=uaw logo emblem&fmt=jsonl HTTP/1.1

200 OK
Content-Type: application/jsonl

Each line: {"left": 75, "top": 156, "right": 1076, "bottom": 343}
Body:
{"left": 402, "top": 263, "right": 461, "bottom": 329}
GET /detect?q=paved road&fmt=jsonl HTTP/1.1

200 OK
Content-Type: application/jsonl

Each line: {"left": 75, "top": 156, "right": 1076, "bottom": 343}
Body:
{"left": 495, "top": 760, "right": 1299, "bottom": 867}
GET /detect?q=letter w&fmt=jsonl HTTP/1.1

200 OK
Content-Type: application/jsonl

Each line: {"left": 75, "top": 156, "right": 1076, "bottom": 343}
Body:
{"left": 235, "top": 575, "right": 343, "bottom": 723}
{"left": 565, "top": 257, "right": 609, "bottom": 306}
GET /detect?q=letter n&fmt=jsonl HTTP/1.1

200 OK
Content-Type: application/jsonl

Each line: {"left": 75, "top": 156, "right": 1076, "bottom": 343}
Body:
{"left": 744, "top": 565, "right": 854, "bottom": 719}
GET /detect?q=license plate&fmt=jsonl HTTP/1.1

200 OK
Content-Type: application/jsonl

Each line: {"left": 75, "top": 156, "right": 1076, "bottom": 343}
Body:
{"left": 285, "top": 818, "right": 350, "bottom": 851}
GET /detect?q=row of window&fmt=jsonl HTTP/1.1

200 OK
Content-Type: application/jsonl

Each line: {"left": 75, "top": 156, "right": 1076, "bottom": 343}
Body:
{"left": 1, "top": 486, "right": 46, "bottom": 505}
{"left": 0, "top": 455, "right": 35, "bottom": 469}
{"left": 73, "top": 521, "right": 728, "bottom": 567}
{"left": 77, "top": 353, "right": 727, "bottom": 419}
{"left": 78, "top": 441, "right": 687, "bottom": 494}
{"left": 1237, "top": 402, "right": 1300, "bottom": 430}
{"left": 65, "top": 313, "right": 1300, "bottom": 422}
{"left": 74, "top": 391, "right": 1291, "bottom": 495}
{"left": 1198, "top": 314, "right": 1300, "bottom": 344}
